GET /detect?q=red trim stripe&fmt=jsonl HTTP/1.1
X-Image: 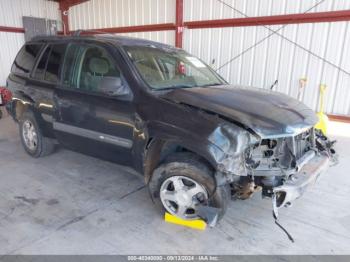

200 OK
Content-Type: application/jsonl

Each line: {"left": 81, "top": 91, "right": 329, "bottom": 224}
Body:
{"left": 0, "top": 26, "right": 25, "bottom": 33}
{"left": 76, "top": 23, "right": 176, "bottom": 35}
{"left": 184, "top": 10, "right": 350, "bottom": 29}
{"left": 328, "top": 114, "right": 350, "bottom": 124}
{"left": 53, "top": 0, "right": 89, "bottom": 7}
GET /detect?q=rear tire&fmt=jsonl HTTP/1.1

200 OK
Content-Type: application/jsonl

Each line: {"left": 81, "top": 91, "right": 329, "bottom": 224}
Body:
{"left": 148, "top": 152, "right": 230, "bottom": 221}
{"left": 19, "top": 111, "right": 55, "bottom": 158}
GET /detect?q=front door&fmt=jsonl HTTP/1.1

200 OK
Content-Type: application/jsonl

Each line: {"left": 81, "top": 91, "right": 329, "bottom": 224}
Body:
{"left": 53, "top": 42, "right": 135, "bottom": 166}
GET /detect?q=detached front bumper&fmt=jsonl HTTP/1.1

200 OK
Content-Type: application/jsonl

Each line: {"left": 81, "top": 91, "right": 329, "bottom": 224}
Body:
{"left": 273, "top": 152, "right": 330, "bottom": 208}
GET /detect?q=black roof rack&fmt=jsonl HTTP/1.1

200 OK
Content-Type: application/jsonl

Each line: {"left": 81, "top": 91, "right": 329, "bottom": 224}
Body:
{"left": 31, "top": 35, "right": 67, "bottom": 41}
{"left": 72, "top": 29, "right": 114, "bottom": 36}
{"left": 29, "top": 31, "right": 176, "bottom": 49}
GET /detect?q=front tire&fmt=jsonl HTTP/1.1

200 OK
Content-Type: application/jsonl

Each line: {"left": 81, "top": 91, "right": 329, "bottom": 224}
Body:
{"left": 19, "top": 111, "right": 55, "bottom": 158}
{"left": 149, "top": 152, "right": 230, "bottom": 221}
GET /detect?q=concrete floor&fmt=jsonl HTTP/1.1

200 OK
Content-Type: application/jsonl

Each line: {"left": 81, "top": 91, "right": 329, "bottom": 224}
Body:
{"left": 0, "top": 110, "right": 350, "bottom": 255}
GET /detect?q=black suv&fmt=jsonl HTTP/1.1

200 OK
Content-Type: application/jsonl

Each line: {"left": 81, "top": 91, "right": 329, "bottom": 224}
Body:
{"left": 6, "top": 35, "right": 336, "bottom": 223}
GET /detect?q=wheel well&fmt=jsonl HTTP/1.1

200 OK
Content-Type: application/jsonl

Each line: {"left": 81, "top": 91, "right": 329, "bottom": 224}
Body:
{"left": 14, "top": 101, "right": 27, "bottom": 121}
{"left": 14, "top": 102, "right": 52, "bottom": 137}
{"left": 144, "top": 138, "right": 214, "bottom": 184}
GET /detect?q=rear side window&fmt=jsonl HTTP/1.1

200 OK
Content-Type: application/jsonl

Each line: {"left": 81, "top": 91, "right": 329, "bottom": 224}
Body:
{"left": 45, "top": 44, "right": 66, "bottom": 83}
{"left": 11, "top": 44, "right": 43, "bottom": 75}
{"left": 33, "top": 47, "right": 50, "bottom": 80}
{"left": 32, "top": 44, "right": 67, "bottom": 83}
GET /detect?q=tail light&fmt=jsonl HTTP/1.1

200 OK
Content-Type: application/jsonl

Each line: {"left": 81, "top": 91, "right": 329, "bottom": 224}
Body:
{"left": 0, "top": 87, "right": 12, "bottom": 106}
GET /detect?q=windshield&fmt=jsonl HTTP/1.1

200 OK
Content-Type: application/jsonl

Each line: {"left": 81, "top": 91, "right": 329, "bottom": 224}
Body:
{"left": 124, "top": 45, "right": 225, "bottom": 90}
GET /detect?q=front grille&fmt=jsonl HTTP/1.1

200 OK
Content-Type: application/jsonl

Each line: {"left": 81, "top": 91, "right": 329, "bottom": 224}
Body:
{"left": 249, "top": 128, "right": 314, "bottom": 173}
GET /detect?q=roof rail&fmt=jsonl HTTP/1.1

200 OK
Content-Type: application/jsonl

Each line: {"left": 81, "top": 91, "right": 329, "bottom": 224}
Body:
{"left": 31, "top": 34, "right": 64, "bottom": 41}
{"left": 72, "top": 29, "right": 114, "bottom": 36}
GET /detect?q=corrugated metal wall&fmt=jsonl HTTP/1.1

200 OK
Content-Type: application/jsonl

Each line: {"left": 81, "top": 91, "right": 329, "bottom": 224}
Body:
{"left": 0, "top": 33, "right": 25, "bottom": 87}
{"left": 0, "top": 0, "right": 60, "bottom": 86}
{"left": 183, "top": 22, "right": 350, "bottom": 115}
{"left": 68, "top": 0, "right": 176, "bottom": 45}
{"left": 183, "top": 0, "right": 350, "bottom": 115}
{"left": 118, "top": 31, "right": 175, "bottom": 46}
{"left": 184, "top": 0, "right": 350, "bottom": 20}
{"left": 69, "top": 0, "right": 175, "bottom": 28}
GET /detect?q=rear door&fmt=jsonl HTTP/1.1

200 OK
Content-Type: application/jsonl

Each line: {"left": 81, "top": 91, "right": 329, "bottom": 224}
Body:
{"left": 53, "top": 42, "right": 136, "bottom": 166}
{"left": 8, "top": 42, "right": 66, "bottom": 138}
{"left": 8, "top": 43, "right": 43, "bottom": 116}
{"left": 28, "top": 43, "right": 67, "bottom": 137}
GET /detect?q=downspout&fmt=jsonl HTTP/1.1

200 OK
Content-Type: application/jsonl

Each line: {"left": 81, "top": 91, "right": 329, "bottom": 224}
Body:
{"left": 59, "top": 1, "right": 70, "bottom": 35}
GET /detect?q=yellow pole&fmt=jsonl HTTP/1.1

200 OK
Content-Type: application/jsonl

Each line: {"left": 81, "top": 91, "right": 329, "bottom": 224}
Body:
{"left": 315, "top": 84, "right": 329, "bottom": 135}
{"left": 319, "top": 84, "right": 327, "bottom": 113}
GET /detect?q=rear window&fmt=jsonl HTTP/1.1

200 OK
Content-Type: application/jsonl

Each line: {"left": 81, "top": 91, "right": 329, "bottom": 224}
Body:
{"left": 11, "top": 44, "right": 43, "bottom": 75}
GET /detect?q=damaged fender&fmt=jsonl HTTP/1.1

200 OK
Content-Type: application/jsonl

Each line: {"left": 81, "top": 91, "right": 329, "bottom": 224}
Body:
{"left": 144, "top": 120, "right": 257, "bottom": 184}
{"left": 208, "top": 123, "right": 258, "bottom": 178}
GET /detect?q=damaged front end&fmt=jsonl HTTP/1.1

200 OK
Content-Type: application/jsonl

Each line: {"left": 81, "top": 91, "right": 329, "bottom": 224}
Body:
{"left": 229, "top": 127, "right": 337, "bottom": 211}
{"left": 209, "top": 120, "right": 337, "bottom": 207}
{"left": 202, "top": 118, "right": 338, "bottom": 242}
{"left": 208, "top": 124, "right": 337, "bottom": 240}
{"left": 161, "top": 85, "right": 338, "bottom": 209}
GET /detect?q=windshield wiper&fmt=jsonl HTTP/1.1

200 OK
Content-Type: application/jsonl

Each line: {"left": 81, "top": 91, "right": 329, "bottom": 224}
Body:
{"left": 155, "top": 82, "right": 223, "bottom": 91}
{"left": 156, "top": 85, "right": 195, "bottom": 91}
{"left": 199, "top": 83, "right": 223, "bottom": 87}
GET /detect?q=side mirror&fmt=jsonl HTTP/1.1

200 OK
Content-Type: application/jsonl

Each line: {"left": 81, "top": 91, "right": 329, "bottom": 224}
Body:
{"left": 98, "top": 77, "right": 130, "bottom": 97}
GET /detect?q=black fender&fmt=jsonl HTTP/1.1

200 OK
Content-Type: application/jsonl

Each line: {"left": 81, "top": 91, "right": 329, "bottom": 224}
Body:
{"left": 11, "top": 90, "right": 35, "bottom": 121}
{"left": 143, "top": 119, "right": 254, "bottom": 183}
{"left": 10, "top": 92, "right": 53, "bottom": 138}
{"left": 143, "top": 121, "right": 226, "bottom": 184}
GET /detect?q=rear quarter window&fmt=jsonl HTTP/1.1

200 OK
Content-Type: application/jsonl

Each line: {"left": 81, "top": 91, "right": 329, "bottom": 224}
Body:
{"left": 32, "top": 46, "right": 50, "bottom": 80}
{"left": 32, "top": 44, "right": 66, "bottom": 83}
{"left": 45, "top": 44, "right": 66, "bottom": 83}
{"left": 11, "top": 44, "right": 43, "bottom": 75}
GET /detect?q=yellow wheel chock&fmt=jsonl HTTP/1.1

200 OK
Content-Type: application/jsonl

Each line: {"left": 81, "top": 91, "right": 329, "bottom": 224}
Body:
{"left": 164, "top": 212, "right": 207, "bottom": 230}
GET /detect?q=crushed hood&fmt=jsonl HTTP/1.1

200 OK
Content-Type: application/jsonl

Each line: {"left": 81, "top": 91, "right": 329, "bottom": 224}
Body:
{"left": 162, "top": 85, "right": 318, "bottom": 138}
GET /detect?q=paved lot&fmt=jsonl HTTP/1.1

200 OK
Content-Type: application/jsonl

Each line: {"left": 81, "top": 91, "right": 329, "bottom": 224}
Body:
{"left": 0, "top": 112, "right": 350, "bottom": 255}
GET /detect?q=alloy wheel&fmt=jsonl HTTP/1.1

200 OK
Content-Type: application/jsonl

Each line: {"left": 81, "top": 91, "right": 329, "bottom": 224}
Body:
{"left": 22, "top": 120, "right": 38, "bottom": 151}
{"left": 160, "top": 175, "right": 208, "bottom": 220}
